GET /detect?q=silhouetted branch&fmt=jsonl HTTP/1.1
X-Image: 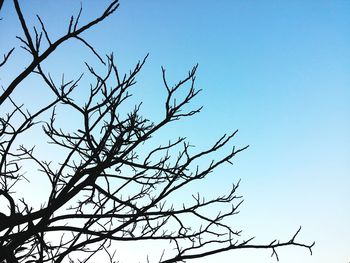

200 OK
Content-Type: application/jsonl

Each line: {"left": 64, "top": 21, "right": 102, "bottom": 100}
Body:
{"left": 0, "top": 48, "right": 15, "bottom": 68}
{"left": 0, "top": 0, "right": 120, "bottom": 105}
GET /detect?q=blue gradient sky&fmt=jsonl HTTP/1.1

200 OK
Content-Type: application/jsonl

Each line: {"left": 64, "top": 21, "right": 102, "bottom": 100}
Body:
{"left": 1, "top": 1, "right": 349, "bottom": 262}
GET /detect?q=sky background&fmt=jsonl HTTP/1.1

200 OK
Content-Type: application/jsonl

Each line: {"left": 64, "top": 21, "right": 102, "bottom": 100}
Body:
{"left": 0, "top": 0, "right": 349, "bottom": 262}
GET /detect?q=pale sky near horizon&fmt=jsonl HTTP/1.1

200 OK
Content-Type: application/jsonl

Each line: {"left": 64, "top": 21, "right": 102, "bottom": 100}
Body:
{"left": 0, "top": 1, "right": 349, "bottom": 262}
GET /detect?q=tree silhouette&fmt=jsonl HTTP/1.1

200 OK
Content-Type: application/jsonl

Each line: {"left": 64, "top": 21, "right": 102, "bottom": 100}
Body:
{"left": 0, "top": 1, "right": 314, "bottom": 262}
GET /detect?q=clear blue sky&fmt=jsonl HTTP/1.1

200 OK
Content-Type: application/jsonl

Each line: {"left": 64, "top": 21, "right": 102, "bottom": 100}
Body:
{"left": 1, "top": 1, "right": 349, "bottom": 262}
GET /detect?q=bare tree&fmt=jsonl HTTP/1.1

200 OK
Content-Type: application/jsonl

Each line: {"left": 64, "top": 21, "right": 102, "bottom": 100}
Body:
{"left": 0, "top": 1, "right": 314, "bottom": 262}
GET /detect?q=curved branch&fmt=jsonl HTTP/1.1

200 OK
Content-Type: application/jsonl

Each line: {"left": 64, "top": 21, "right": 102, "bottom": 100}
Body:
{"left": 0, "top": 0, "right": 119, "bottom": 105}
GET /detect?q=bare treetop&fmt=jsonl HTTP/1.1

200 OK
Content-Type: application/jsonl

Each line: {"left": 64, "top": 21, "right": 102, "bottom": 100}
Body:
{"left": 0, "top": 1, "right": 313, "bottom": 262}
